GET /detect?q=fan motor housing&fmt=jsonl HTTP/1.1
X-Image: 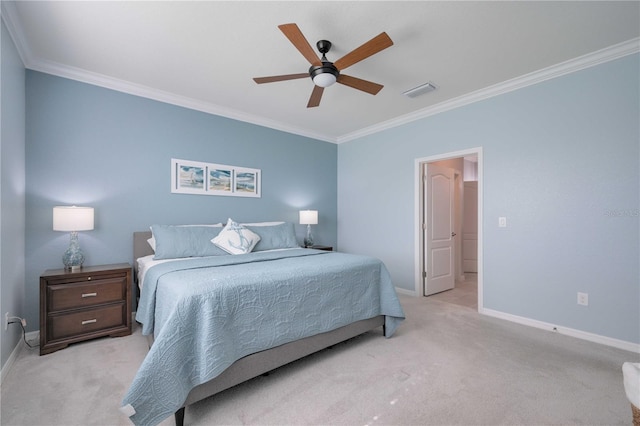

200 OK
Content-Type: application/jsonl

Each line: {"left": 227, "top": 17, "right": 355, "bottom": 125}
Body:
{"left": 309, "top": 62, "right": 340, "bottom": 81}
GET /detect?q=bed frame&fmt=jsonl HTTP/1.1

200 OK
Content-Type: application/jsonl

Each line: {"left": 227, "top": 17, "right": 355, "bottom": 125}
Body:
{"left": 133, "top": 231, "right": 385, "bottom": 426}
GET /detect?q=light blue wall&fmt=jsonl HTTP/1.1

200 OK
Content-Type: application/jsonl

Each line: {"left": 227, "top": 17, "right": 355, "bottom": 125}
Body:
{"left": 9, "top": 45, "right": 640, "bottom": 354}
{"left": 1, "top": 19, "right": 26, "bottom": 370}
{"left": 338, "top": 54, "right": 639, "bottom": 344}
{"left": 24, "top": 71, "right": 337, "bottom": 330}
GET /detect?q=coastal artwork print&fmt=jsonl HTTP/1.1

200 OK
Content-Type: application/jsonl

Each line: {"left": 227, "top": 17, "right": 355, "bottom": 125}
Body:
{"left": 208, "top": 166, "right": 232, "bottom": 194}
{"left": 171, "top": 159, "right": 260, "bottom": 197}
{"left": 171, "top": 159, "right": 206, "bottom": 194}
{"left": 234, "top": 168, "right": 259, "bottom": 196}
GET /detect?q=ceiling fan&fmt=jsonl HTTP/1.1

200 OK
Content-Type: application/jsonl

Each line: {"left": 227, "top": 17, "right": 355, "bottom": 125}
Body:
{"left": 253, "top": 23, "right": 393, "bottom": 108}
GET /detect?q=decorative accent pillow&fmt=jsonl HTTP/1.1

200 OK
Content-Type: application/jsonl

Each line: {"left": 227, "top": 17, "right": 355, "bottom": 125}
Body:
{"left": 245, "top": 222, "right": 299, "bottom": 251}
{"left": 212, "top": 219, "right": 261, "bottom": 255}
{"left": 151, "top": 224, "right": 227, "bottom": 260}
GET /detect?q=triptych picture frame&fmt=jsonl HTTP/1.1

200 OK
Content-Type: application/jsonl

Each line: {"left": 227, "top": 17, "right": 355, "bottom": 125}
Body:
{"left": 171, "top": 158, "right": 261, "bottom": 198}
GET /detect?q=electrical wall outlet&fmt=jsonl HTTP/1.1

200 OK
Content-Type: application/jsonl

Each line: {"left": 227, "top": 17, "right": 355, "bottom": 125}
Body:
{"left": 4, "top": 313, "right": 26, "bottom": 330}
{"left": 577, "top": 292, "right": 589, "bottom": 306}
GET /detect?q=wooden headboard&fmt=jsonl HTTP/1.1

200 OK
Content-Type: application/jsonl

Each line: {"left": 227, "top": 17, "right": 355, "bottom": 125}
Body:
{"left": 133, "top": 231, "right": 153, "bottom": 277}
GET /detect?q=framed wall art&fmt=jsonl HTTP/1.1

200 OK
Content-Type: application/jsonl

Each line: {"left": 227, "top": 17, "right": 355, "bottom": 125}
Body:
{"left": 171, "top": 159, "right": 206, "bottom": 194}
{"left": 171, "top": 158, "right": 261, "bottom": 198}
{"left": 207, "top": 165, "right": 233, "bottom": 195}
{"left": 234, "top": 167, "right": 259, "bottom": 197}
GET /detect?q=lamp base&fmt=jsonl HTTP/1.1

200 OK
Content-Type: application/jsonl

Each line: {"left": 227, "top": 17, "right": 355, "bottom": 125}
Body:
{"left": 62, "top": 231, "right": 85, "bottom": 271}
{"left": 303, "top": 224, "right": 314, "bottom": 248}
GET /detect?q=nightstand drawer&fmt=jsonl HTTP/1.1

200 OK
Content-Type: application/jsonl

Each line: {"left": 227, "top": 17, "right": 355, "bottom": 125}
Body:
{"left": 47, "top": 277, "right": 126, "bottom": 311}
{"left": 48, "top": 304, "right": 126, "bottom": 340}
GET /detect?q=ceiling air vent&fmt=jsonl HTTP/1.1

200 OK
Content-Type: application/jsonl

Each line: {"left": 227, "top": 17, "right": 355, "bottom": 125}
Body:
{"left": 403, "top": 82, "right": 436, "bottom": 98}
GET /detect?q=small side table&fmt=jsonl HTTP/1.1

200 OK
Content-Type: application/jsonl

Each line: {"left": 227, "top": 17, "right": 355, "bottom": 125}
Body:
{"left": 39, "top": 263, "right": 132, "bottom": 355}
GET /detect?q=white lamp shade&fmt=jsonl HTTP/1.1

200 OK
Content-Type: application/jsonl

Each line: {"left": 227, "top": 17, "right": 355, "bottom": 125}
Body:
{"left": 53, "top": 206, "right": 94, "bottom": 232}
{"left": 312, "top": 73, "right": 337, "bottom": 88}
{"left": 299, "top": 210, "right": 318, "bottom": 225}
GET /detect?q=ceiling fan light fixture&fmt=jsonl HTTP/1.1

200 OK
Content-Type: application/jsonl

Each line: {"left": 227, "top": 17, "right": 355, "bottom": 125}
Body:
{"left": 312, "top": 72, "right": 337, "bottom": 88}
{"left": 254, "top": 26, "right": 392, "bottom": 108}
{"left": 309, "top": 62, "right": 339, "bottom": 88}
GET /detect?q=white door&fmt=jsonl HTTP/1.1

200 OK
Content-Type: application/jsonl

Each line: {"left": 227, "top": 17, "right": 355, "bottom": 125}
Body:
{"left": 424, "top": 164, "right": 455, "bottom": 296}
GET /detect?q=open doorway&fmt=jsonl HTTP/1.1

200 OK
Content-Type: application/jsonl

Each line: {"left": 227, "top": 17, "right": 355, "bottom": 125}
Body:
{"left": 414, "top": 148, "right": 483, "bottom": 311}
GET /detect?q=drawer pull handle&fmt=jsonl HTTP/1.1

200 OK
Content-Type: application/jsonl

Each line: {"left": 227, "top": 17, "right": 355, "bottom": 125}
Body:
{"left": 81, "top": 292, "right": 97, "bottom": 298}
{"left": 81, "top": 319, "right": 97, "bottom": 325}
{"left": 87, "top": 277, "right": 91, "bottom": 281}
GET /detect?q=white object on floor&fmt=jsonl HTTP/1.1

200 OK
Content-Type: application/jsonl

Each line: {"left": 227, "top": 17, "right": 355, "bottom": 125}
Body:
{"left": 120, "top": 404, "right": 136, "bottom": 417}
{"left": 623, "top": 362, "right": 640, "bottom": 407}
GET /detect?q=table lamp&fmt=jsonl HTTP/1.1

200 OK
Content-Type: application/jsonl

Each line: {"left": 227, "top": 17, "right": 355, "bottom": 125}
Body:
{"left": 53, "top": 206, "right": 94, "bottom": 271}
{"left": 299, "top": 210, "right": 318, "bottom": 248}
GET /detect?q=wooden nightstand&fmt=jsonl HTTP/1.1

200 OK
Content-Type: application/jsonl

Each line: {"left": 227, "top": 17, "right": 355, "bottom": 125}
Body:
{"left": 39, "top": 263, "right": 132, "bottom": 355}
{"left": 310, "top": 245, "right": 333, "bottom": 251}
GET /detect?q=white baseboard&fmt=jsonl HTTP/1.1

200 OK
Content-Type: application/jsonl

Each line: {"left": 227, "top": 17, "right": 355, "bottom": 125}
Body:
{"left": 1, "top": 338, "right": 23, "bottom": 385}
{"left": 481, "top": 307, "right": 640, "bottom": 354}
{"left": 1, "top": 331, "right": 39, "bottom": 385}
{"left": 395, "top": 287, "right": 417, "bottom": 296}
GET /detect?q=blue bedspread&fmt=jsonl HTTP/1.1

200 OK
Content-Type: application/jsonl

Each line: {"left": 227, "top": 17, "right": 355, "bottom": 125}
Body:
{"left": 121, "top": 249, "right": 404, "bottom": 425}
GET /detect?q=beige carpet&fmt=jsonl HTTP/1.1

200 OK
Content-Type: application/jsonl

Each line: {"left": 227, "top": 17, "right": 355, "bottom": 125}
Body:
{"left": 1, "top": 294, "right": 638, "bottom": 426}
{"left": 428, "top": 273, "right": 478, "bottom": 310}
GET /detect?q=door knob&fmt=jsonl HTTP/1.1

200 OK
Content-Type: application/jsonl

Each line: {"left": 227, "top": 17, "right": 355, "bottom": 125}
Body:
{"left": 451, "top": 232, "right": 457, "bottom": 237}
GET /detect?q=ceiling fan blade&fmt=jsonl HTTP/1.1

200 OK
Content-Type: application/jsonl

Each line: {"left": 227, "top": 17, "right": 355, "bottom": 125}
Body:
{"left": 253, "top": 73, "right": 309, "bottom": 84}
{"left": 333, "top": 32, "right": 393, "bottom": 71}
{"left": 337, "top": 74, "right": 384, "bottom": 95}
{"left": 307, "top": 85, "right": 324, "bottom": 108}
{"left": 278, "top": 23, "right": 322, "bottom": 66}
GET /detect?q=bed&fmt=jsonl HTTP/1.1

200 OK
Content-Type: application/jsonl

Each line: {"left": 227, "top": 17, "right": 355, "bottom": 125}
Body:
{"left": 121, "top": 221, "right": 405, "bottom": 426}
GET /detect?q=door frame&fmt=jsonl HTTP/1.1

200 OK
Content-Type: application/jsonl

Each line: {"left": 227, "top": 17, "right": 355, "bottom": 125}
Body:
{"left": 414, "top": 147, "right": 483, "bottom": 311}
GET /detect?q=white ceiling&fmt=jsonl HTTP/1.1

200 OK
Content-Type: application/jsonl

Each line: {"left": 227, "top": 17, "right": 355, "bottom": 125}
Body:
{"left": 3, "top": 1, "right": 639, "bottom": 143}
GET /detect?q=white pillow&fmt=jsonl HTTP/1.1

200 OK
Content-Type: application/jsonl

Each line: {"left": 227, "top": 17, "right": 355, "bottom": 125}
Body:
{"left": 212, "top": 219, "right": 261, "bottom": 255}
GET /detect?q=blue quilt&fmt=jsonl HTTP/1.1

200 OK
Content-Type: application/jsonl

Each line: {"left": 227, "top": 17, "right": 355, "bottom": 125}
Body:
{"left": 121, "top": 249, "right": 404, "bottom": 425}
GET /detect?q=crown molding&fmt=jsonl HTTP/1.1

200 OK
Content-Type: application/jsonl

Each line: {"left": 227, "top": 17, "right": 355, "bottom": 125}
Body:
{"left": 337, "top": 37, "right": 640, "bottom": 143}
{"left": 3, "top": 2, "right": 637, "bottom": 145}
{"left": 1, "top": 1, "right": 33, "bottom": 67}
{"left": 30, "top": 58, "right": 336, "bottom": 143}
